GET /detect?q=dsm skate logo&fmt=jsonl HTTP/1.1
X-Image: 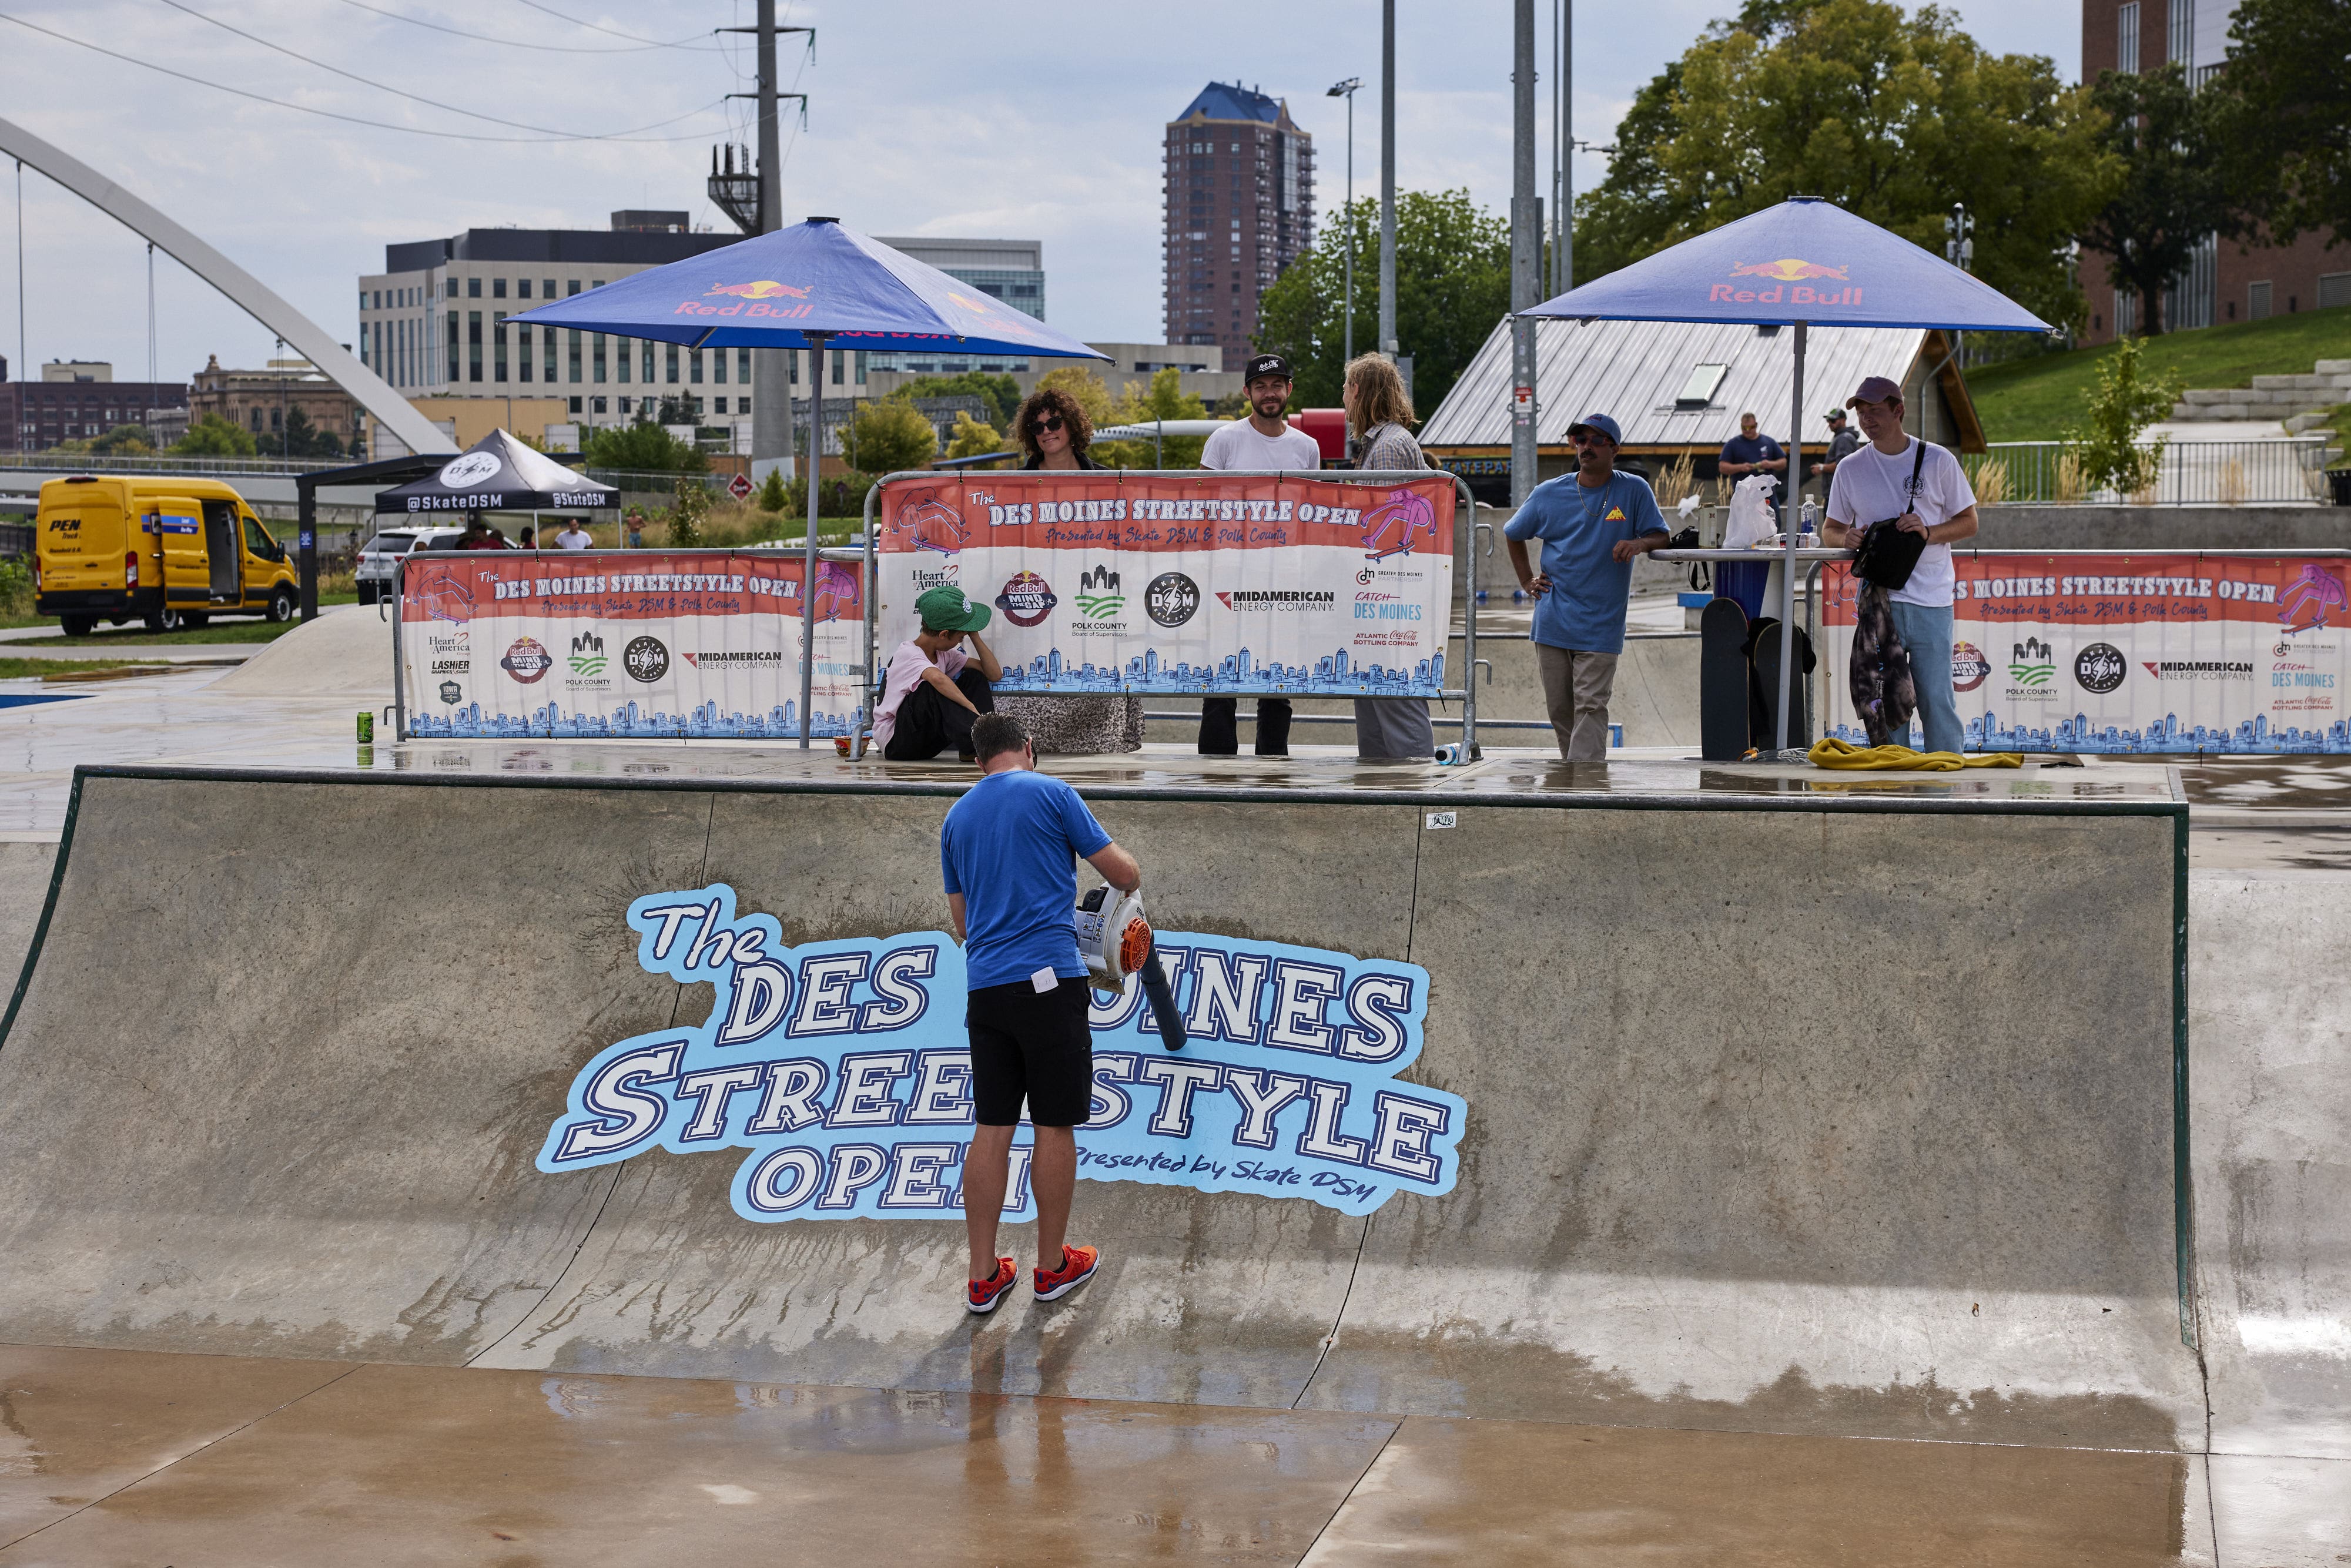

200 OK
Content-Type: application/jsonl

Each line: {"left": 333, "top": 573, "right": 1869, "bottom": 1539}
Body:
{"left": 1145, "top": 571, "right": 1200, "bottom": 629}
{"left": 535, "top": 883, "right": 1467, "bottom": 1224}
{"left": 2074, "top": 642, "right": 2127, "bottom": 695}
{"left": 624, "top": 635, "right": 670, "bottom": 684}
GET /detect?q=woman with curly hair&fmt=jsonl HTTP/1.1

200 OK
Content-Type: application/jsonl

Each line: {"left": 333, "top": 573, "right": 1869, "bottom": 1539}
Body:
{"left": 994, "top": 387, "right": 1144, "bottom": 755}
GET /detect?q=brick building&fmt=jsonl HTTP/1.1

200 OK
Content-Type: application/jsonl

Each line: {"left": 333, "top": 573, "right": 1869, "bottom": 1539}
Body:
{"left": 1163, "top": 83, "right": 1316, "bottom": 361}
{"left": 2079, "top": 0, "right": 2350, "bottom": 343}
{"left": 187, "top": 356, "right": 364, "bottom": 452}
{"left": 0, "top": 359, "right": 189, "bottom": 454}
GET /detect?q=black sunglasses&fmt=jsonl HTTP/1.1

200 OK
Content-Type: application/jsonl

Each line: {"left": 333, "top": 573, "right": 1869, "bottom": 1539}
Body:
{"left": 1033, "top": 414, "right": 1064, "bottom": 433}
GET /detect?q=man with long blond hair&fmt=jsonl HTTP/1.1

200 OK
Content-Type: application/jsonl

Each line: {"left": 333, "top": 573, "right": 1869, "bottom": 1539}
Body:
{"left": 1343, "top": 353, "right": 1436, "bottom": 759}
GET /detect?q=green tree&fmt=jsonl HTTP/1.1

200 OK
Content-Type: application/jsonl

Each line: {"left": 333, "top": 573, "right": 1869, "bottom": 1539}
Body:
{"left": 89, "top": 424, "right": 155, "bottom": 457}
{"left": 1096, "top": 367, "right": 1209, "bottom": 468}
{"left": 1255, "top": 190, "right": 1509, "bottom": 416}
{"left": 757, "top": 467, "right": 789, "bottom": 512}
{"left": 668, "top": 472, "right": 708, "bottom": 547}
{"left": 1573, "top": 0, "right": 2117, "bottom": 330}
{"left": 895, "top": 371, "right": 1023, "bottom": 429}
{"left": 845, "top": 397, "right": 938, "bottom": 474}
{"left": 583, "top": 420, "right": 709, "bottom": 473}
{"left": 2211, "top": 0, "right": 2351, "bottom": 250}
{"left": 173, "top": 413, "right": 258, "bottom": 458}
{"left": 2079, "top": 63, "right": 2237, "bottom": 335}
{"left": 944, "top": 410, "right": 1005, "bottom": 464}
{"left": 2063, "top": 337, "right": 2183, "bottom": 494}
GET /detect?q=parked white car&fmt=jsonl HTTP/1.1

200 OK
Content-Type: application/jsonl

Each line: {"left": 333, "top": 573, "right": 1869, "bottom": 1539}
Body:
{"left": 354, "top": 526, "right": 474, "bottom": 604}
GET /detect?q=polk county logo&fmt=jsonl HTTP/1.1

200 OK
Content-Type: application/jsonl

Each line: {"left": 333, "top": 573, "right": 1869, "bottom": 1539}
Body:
{"left": 1713, "top": 259, "right": 1858, "bottom": 306}
{"left": 2008, "top": 636, "right": 2055, "bottom": 686}
{"left": 1073, "top": 565, "right": 1126, "bottom": 621}
{"left": 994, "top": 571, "right": 1057, "bottom": 628}
{"left": 569, "top": 631, "right": 609, "bottom": 676}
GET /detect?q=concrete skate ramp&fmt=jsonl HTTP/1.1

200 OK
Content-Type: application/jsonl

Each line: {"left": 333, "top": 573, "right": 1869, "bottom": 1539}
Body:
{"left": 0, "top": 768, "right": 2199, "bottom": 1447}
{"left": 206, "top": 606, "right": 392, "bottom": 698}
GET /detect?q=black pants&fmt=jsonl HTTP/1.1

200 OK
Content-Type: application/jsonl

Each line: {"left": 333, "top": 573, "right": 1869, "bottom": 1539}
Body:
{"left": 883, "top": 668, "right": 994, "bottom": 760}
{"left": 1198, "top": 696, "right": 1290, "bottom": 756}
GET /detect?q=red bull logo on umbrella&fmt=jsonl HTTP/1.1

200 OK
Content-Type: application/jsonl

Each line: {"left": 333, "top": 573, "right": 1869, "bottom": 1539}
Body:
{"left": 679, "top": 280, "right": 813, "bottom": 320}
{"left": 1712, "top": 259, "right": 1859, "bottom": 306}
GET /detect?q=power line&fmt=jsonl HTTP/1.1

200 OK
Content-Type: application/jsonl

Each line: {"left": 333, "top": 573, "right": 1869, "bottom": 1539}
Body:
{"left": 153, "top": 0, "right": 696, "bottom": 140}
{"left": 506, "top": 0, "right": 722, "bottom": 49}
{"left": 329, "top": 0, "right": 718, "bottom": 53}
{"left": 0, "top": 12, "right": 728, "bottom": 143}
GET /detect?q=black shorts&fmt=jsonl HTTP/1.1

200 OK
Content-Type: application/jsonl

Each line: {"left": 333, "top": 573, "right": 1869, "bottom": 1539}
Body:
{"left": 966, "top": 977, "right": 1094, "bottom": 1127}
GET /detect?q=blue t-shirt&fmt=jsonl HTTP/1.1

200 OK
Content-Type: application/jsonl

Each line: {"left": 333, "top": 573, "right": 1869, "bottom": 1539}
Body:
{"left": 1503, "top": 472, "right": 1668, "bottom": 654}
{"left": 940, "top": 769, "right": 1114, "bottom": 991}
{"left": 1720, "top": 433, "right": 1787, "bottom": 499}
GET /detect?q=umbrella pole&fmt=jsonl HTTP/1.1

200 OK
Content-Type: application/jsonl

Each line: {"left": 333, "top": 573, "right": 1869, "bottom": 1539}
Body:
{"left": 801, "top": 332, "right": 828, "bottom": 748}
{"left": 1776, "top": 320, "right": 1804, "bottom": 752}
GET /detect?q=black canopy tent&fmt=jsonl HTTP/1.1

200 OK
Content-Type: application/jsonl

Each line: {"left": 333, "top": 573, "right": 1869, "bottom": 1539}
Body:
{"left": 373, "top": 428, "right": 619, "bottom": 519}
{"left": 293, "top": 453, "right": 446, "bottom": 623}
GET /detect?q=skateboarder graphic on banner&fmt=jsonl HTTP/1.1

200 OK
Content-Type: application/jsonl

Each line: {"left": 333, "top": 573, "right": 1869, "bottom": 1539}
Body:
{"left": 1503, "top": 413, "right": 1672, "bottom": 761}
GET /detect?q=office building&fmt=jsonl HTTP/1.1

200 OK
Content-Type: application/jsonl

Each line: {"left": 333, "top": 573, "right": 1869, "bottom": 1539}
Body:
{"left": 2078, "top": 0, "right": 2348, "bottom": 341}
{"left": 865, "top": 237, "right": 1046, "bottom": 377}
{"left": 1163, "top": 82, "right": 1316, "bottom": 361}
{"left": 356, "top": 215, "right": 876, "bottom": 453}
{"left": 1, "top": 359, "right": 190, "bottom": 455}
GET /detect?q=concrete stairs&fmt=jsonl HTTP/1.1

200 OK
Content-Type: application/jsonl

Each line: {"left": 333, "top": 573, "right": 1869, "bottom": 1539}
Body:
{"left": 2172, "top": 358, "right": 2351, "bottom": 422}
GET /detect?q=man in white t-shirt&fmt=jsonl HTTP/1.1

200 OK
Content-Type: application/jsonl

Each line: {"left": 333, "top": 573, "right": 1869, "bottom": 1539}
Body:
{"left": 1197, "top": 354, "right": 1324, "bottom": 755}
{"left": 554, "top": 518, "right": 594, "bottom": 551}
{"left": 1823, "top": 376, "right": 1980, "bottom": 753}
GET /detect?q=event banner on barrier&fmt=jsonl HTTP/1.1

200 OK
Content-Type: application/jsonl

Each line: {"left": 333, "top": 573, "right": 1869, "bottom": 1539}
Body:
{"left": 874, "top": 473, "right": 1458, "bottom": 696}
{"left": 535, "top": 884, "right": 1468, "bottom": 1223}
{"left": 399, "top": 550, "right": 866, "bottom": 739}
{"left": 1820, "top": 554, "right": 2351, "bottom": 753}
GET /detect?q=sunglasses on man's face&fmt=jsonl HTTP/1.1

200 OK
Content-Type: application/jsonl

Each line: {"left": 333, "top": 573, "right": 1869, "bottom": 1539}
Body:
{"left": 1033, "top": 415, "right": 1064, "bottom": 434}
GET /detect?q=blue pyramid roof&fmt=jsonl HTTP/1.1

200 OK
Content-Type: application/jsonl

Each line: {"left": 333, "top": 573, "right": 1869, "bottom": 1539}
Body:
{"left": 1175, "top": 81, "right": 1284, "bottom": 125}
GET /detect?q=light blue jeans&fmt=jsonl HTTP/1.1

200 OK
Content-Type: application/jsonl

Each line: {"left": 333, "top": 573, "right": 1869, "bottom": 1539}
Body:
{"left": 1886, "top": 599, "right": 1965, "bottom": 754}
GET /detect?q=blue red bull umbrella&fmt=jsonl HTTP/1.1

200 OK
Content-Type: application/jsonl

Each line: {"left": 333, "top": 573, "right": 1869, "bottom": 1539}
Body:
{"left": 514, "top": 217, "right": 1106, "bottom": 747}
{"left": 511, "top": 216, "right": 1108, "bottom": 359}
{"left": 1522, "top": 198, "right": 2051, "bottom": 753}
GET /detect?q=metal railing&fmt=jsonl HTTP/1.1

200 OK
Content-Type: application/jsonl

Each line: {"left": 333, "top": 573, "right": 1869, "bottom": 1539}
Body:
{"left": 0, "top": 451, "right": 351, "bottom": 478}
{"left": 1962, "top": 438, "right": 2339, "bottom": 506}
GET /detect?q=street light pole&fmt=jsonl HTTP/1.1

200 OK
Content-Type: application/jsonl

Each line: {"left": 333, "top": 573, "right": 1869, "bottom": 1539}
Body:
{"left": 1378, "top": 0, "right": 1398, "bottom": 361}
{"left": 1511, "top": 0, "right": 1539, "bottom": 507}
{"left": 749, "top": 0, "right": 788, "bottom": 487}
{"left": 1327, "top": 78, "right": 1361, "bottom": 368}
{"left": 1557, "top": 0, "right": 1573, "bottom": 293}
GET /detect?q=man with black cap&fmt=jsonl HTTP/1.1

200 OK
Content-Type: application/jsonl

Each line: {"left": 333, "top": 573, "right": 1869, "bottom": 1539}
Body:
{"left": 1503, "top": 412, "right": 1670, "bottom": 760}
{"left": 1197, "top": 353, "right": 1324, "bottom": 756}
{"left": 872, "top": 584, "right": 1003, "bottom": 762}
{"left": 1808, "top": 408, "right": 1862, "bottom": 499}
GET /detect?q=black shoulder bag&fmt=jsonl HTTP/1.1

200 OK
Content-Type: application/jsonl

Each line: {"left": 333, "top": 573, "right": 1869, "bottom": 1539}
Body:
{"left": 1851, "top": 440, "right": 1930, "bottom": 590}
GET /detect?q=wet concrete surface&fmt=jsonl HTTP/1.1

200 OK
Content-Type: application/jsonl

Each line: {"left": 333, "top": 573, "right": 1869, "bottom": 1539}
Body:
{"left": 10, "top": 1345, "right": 2334, "bottom": 1566}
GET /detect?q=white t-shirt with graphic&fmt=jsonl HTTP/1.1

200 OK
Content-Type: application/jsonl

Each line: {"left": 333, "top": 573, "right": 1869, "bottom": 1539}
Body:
{"left": 1200, "top": 419, "right": 1324, "bottom": 472}
{"left": 1825, "top": 436, "right": 1978, "bottom": 608}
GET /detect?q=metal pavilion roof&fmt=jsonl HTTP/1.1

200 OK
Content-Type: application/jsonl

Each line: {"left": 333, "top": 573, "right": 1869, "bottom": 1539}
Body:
{"left": 1419, "top": 316, "right": 1974, "bottom": 451}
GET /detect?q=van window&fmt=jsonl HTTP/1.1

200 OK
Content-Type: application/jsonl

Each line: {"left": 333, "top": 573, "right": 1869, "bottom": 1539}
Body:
{"left": 243, "top": 517, "right": 277, "bottom": 557}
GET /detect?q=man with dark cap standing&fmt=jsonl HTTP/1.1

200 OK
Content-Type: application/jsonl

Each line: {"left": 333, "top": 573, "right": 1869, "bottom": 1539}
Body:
{"left": 1198, "top": 353, "right": 1324, "bottom": 757}
{"left": 1503, "top": 413, "right": 1670, "bottom": 760}
{"left": 1809, "top": 407, "right": 1863, "bottom": 500}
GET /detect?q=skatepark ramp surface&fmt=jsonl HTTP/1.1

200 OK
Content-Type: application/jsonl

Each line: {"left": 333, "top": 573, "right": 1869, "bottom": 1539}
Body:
{"left": 0, "top": 765, "right": 2199, "bottom": 1450}
{"left": 205, "top": 607, "right": 393, "bottom": 699}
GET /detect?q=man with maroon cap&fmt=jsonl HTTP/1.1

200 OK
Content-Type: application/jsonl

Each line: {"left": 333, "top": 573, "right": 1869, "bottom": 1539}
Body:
{"left": 1821, "top": 376, "right": 1980, "bottom": 753}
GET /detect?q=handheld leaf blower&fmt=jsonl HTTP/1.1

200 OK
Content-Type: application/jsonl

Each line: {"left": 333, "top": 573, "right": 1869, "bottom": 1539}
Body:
{"left": 1074, "top": 885, "right": 1186, "bottom": 1052}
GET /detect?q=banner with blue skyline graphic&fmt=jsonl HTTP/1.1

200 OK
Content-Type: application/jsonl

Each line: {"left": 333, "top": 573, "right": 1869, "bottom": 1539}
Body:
{"left": 875, "top": 473, "right": 1457, "bottom": 696}
{"left": 1822, "top": 555, "right": 2351, "bottom": 753}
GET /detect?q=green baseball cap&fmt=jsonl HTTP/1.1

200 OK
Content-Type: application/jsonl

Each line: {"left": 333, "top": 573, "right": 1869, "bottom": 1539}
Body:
{"left": 916, "top": 583, "right": 991, "bottom": 633}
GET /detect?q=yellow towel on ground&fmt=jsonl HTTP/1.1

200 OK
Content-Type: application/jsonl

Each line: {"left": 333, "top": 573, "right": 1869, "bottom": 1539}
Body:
{"left": 1807, "top": 738, "right": 2024, "bottom": 771}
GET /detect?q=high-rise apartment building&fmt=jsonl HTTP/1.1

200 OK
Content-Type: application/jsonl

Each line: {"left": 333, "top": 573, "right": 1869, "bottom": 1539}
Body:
{"left": 1163, "top": 83, "right": 1315, "bottom": 360}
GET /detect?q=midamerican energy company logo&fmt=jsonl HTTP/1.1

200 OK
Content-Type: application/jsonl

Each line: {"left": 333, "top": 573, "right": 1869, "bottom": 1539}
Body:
{"left": 569, "top": 632, "right": 608, "bottom": 676}
{"left": 1074, "top": 565, "right": 1125, "bottom": 620}
{"left": 1218, "top": 589, "right": 1337, "bottom": 612}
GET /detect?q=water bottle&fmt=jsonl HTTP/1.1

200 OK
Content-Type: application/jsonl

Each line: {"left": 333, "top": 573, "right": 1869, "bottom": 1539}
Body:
{"left": 1434, "top": 742, "right": 1475, "bottom": 766}
{"left": 1799, "top": 497, "right": 1820, "bottom": 542}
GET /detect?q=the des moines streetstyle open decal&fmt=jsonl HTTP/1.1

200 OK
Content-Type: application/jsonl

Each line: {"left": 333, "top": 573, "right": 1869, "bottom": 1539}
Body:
{"left": 537, "top": 884, "right": 1466, "bottom": 1222}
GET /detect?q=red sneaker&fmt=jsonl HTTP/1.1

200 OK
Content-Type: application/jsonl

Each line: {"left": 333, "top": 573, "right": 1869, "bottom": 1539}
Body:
{"left": 1033, "top": 1244, "right": 1100, "bottom": 1302}
{"left": 966, "top": 1257, "right": 1016, "bottom": 1316}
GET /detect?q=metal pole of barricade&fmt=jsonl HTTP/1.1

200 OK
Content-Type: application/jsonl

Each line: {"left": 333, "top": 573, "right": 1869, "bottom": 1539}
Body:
{"left": 1774, "top": 320, "right": 1805, "bottom": 751}
{"left": 391, "top": 552, "right": 406, "bottom": 741}
{"left": 1461, "top": 480, "right": 1482, "bottom": 756}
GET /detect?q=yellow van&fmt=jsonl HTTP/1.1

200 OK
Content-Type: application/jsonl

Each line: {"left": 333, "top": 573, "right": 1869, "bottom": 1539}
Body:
{"left": 34, "top": 475, "right": 299, "bottom": 635}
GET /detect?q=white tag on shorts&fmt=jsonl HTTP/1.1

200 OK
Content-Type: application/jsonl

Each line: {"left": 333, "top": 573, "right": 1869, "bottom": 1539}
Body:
{"left": 1030, "top": 966, "right": 1058, "bottom": 994}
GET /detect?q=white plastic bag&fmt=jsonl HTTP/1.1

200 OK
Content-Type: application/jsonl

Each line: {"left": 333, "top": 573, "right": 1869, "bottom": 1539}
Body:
{"left": 1723, "top": 473, "right": 1781, "bottom": 549}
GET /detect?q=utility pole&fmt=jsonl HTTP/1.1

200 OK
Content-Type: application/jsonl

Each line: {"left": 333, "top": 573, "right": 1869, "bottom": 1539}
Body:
{"left": 1510, "top": 0, "right": 1539, "bottom": 507}
{"left": 1327, "top": 78, "right": 1360, "bottom": 367}
{"left": 1555, "top": 0, "right": 1573, "bottom": 294}
{"left": 721, "top": 0, "right": 818, "bottom": 485}
{"left": 1378, "top": 0, "right": 1398, "bottom": 361}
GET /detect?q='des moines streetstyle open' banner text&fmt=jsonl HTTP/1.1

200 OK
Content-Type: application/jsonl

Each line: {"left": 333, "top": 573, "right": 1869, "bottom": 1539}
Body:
{"left": 400, "top": 551, "right": 866, "bottom": 739}
{"left": 875, "top": 473, "right": 1457, "bottom": 696}
{"left": 1822, "top": 554, "right": 2351, "bottom": 753}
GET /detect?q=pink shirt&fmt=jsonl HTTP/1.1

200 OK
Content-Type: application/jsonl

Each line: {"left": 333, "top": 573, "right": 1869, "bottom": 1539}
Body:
{"left": 871, "top": 639, "right": 967, "bottom": 749}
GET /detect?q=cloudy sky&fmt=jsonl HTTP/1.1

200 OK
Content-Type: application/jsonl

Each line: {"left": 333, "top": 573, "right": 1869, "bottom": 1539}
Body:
{"left": 0, "top": 0, "right": 2077, "bottom": 386}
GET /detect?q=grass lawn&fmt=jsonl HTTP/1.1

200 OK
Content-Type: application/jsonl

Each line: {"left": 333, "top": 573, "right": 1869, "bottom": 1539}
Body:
{"left": 0, "top": 657, "right": 179, "bottom": 680}
{"left": 1968, "top": 310, "right": 2351, "bottom": 441}
{"left": 0, "top": 591, "right": 358, "bottom": 638}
